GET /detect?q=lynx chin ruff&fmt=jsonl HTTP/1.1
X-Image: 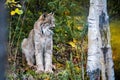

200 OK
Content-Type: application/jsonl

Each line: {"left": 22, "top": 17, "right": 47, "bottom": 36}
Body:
{"left": 21, "top": 12, "right": 55, "bottom": 73}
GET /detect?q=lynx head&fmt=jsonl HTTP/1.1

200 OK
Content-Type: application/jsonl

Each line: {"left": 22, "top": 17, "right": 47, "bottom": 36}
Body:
{"left": 39, "top": 12, "right": 55, "bottom": 28}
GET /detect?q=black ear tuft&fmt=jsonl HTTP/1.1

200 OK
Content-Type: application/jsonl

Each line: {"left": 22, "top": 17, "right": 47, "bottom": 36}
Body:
{"left": 42, "top": 13, "right": 47, "bottom": 18}
{"left": 43, "top": 14, "right": 46, "bottom": 18}
{"left": 51, "top": 12, "right": 53, "bottom": 14}
{"left": 49, "top": 12, "right": 54, "bottom": 16}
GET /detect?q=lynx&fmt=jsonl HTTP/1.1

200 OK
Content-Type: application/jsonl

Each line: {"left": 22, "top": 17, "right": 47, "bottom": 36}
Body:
{"left": 21, "top": 12, "right": 55, "bottom": 73}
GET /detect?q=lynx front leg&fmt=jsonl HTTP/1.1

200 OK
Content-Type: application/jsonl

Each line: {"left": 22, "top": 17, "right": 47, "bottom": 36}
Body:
{"left": 44, "top": 40, "right": 53, "bottom": 73}
{"left": 34, "top": 26, "right": 45, "bottom": 73}
{"left": 35, "top": 42, "right": 44, "bottom": 73}
{"left": 44, "top": 50, "right": 53, "bottom": 73}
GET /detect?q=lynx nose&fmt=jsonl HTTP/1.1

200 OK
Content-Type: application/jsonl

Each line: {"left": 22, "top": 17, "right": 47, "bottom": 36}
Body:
{"left": 50, "top": 25, "right": 55, "bottom": 30}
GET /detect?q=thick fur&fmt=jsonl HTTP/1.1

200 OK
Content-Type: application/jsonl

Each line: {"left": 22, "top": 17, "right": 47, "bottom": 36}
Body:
{"left": 21, "top": 29, "right": 35, "bottom": 66}
{"left": 21, "top": 13, "right": 55, "bottom": 73}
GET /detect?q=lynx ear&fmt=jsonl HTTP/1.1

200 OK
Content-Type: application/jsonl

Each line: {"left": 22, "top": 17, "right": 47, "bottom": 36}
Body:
{"left": 39, "top": 13, "right": 47, "bottom": 20}
{"left": 52, "top": 12, "right": 54, "bottom": 16}
{"left": 49, "top": 12, "right": 54, "bottom": 15}
{"left": 42, "top": 13, "right": 47, "bottom": 18}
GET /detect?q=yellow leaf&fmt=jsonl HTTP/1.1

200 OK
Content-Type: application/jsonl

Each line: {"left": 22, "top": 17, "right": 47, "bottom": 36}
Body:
{"left": 73, "top": 38, "right": 77, "bottom": 43}
{"left": 11, "top": 0, "right": 15, "bottom": 2}
{"left": 18, "top": 10, "right": 23, "bottom": 15}
{"left": 77, "top": 26, "right": 82, "bottom": 30}
{"left": 69, "top": 41, "right": 76, "bottom": 48}
{"left": 6, "top": 0, "right": 16, "bottom": 4}
{"left": 44, "top": 77, "right": 50, "bottom": 80}
{"left": 10, "top": 11, "right": 15, "bottom": 16}
{"left": 15, "top": 8, "right": 19, "bottom": 12}
{"left": 56, "top": 63, "right": 63, "bottom": 68}
{"left": 75, "top": 66, "right": 80, "bottom": 73}
{"left": 15, "top": 8, "right": 23, "bottom": 15}
{"left": 16, "top": 4, "right": 22, "bottom": 8}
{"left": 11, "top": 4, "right": 16, "bottom": 7}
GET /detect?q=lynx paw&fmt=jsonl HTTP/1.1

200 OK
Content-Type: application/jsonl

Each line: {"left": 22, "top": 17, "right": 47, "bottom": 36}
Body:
{"left": 36, "top": 64, "right": 44, "bottom": 74}
{"left": 28, "top": 62, "right": 34, "bottom": 67}
{"left": 45, "top": 69, "right": 53, "bottom": 73}
{"left": 36, "top": 69, "right": 44, "bottom": 74}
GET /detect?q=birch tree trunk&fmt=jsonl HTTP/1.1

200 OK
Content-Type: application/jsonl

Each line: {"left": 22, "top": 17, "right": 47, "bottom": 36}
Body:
{"left": 87, "top": 0, "right": 115, "bottom": 80}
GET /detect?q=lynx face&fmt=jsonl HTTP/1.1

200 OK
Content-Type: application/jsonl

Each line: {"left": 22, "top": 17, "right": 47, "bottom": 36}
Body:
{"left": 39, "top": 12, "right": 55, "bottom": 35}
{"left": 38, "top": 12, "right": 55, "bottom": 28}
{"left": 47, "top": 13, "right": 55, "bottom": 29}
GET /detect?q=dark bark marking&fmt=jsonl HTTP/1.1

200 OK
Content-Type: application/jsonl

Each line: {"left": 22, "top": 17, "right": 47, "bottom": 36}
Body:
{"left": 88, "top": 68, "right": 100, "bottom": 80}
{"left": 101, "top": 47, "right": 108, "bottom": 63}
{"left": 99, "top": 11, "right": 108, "bottom": 47}
{"left": 101, "top": 47, "right": 108, "bottom": 80}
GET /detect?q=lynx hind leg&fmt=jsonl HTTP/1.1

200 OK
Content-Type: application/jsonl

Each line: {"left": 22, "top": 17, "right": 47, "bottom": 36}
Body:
{"left": 26, "top": 53, "right": 35, "bottom": 67}
{"left": 21, "top": 38, "right": 34, "bottom": 67}
{"left": 21, "top": 38, "right": 28, "bottom": 54}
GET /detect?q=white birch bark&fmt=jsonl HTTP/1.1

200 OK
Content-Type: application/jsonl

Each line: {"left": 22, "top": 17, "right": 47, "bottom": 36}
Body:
{"left": 87, "top": 0, "right": 115, "bottom": 80}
